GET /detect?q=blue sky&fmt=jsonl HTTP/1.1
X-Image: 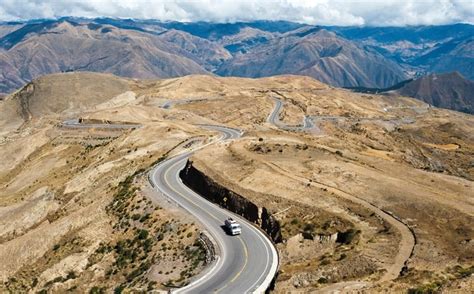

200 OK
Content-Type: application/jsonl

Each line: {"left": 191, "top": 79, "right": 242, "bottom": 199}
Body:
{"left": 1, "top": 0, "right": 473, "bottom": 26}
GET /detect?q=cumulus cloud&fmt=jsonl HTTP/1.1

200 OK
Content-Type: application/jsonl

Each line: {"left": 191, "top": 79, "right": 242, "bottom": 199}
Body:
{"left": 0, "top": 0, "right": 472, "bottom": 26}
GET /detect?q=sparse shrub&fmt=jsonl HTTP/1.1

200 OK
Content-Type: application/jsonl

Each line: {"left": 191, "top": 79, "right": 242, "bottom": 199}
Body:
{"left": 114, "top": 285, "right": 125, "bottom": 294}
{"left": 407, "top": 281, "right": 442, "bottom": 294}
{"left": 32, "top": 277, "right": 38, "bottom": 287}
{"left": 137, "top": 229, "right": 149, "bottom": 240}
{"left": 66, "top": 271, "right": 76, "bottom": 280}
{"left": 318, "top": 277, "right": 328, "bottom": 284}
{"left": 139, "top": 213, "right": 150, "bottom": 222}
{"left": 143, "top": 238, "right": 153, "bottom": 252}
{"left": 303, "top": 222, "right": 315, "bottom": 232}
{"left": 453, "top": 265, "right": 474, "bottom": 278}
{"left": 320, "top": 259, "right": 331, "bottom": 266}
{"left": 89, "top": 286, "right": 105, "bottom": 294}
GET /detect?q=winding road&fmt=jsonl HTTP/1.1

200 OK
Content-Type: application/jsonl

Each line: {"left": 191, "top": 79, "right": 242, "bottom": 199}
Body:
{"left": 149, "top": 126, "right": 278, "bottom": 293}
{"left": 268, "top": 97, "right": 321, "bottom": 133}
{"left": 267, "top": 98, "right": 416, "bottom": 283}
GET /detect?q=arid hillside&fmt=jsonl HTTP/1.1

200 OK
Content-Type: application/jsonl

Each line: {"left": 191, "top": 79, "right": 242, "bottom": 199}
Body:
{"left": 0, "top": 18, "right": 408, "bottom": 95}
{"left": 395, "top": 72, "right": 474, "bottom": 114}
{"left": 0, "top": 72, "right": 472, "bottom": 293}
{"left": 217, "top": 28, "right": 406, "bottom": 88}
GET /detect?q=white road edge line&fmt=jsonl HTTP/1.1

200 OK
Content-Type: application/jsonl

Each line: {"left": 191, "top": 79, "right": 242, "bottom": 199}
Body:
{"left": 151, "top": 159, "right": 227, "bottom": 294}
{"left": 149, "top": 126, "right": 279, "bottom": 293}
{"left": 250, "top": 224, "right": 278, "bottom": 293}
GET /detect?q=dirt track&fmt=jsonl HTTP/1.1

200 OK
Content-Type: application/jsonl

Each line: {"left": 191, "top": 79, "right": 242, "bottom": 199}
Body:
{"left": 265, "top": 99, "right": 416, "bottom": 282}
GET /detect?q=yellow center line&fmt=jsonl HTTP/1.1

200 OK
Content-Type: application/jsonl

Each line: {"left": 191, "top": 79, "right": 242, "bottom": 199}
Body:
{"left": 156, "top": 128, "right": 250, "bottom": 292}
{"left": 161, "top": 157, "right": 251, "bottom": 293}
{"left": 163, "top": 158, "right": 222, "bottom": 223}
{"left": 229, "top": 236, "right": 249, "bottom": 283}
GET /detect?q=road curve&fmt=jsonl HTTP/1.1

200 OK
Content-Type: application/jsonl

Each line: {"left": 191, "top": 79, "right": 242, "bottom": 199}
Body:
{"left": 267, "top": 99, "right": 415, "bottom": 283}
{"left": 149, "top": 125, "right": 278, "bottom": 293}
{"left": 268, "top": 97, "right": 318, "bottom": 133}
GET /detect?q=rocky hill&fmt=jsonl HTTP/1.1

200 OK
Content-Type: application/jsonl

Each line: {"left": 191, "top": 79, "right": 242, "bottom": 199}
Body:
{"left": 0, "top": 18, "right": 472, "bottom": 111}
{"left": 0, "top": 18, "right": 410, "bottom": 94}
{"left": 217, "top": 27, "right": 406, "bottom": 88}
{"left": 395, "top": 72, "right": 474, "bottom": 114}
{"left": 333, "top": 23, "right": 474, "bottom": 79}
{"left": 0, "top": 20, "right": 211, "bottom": 94}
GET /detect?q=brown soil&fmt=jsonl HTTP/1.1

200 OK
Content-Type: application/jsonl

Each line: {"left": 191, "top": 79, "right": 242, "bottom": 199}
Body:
{"left": 0, "top": 72, "right": 472, "bottom": 293}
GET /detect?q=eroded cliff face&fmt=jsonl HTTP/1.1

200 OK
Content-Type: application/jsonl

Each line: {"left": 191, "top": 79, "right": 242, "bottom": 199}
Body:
{"left": 179, "top": 160, "right": 282, "bottom": 243}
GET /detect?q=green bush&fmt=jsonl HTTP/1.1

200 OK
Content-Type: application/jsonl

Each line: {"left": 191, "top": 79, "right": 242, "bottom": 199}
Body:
{"left": 89, "top": 286, "right": 105, "bottom": 294}
{"left": 137, "top": 229, "right": 149, "bottom": 240}
{"left": 139, "top": 213, "right": 151, "bottom": 222}
{"left": 318, "top": 277, "right": 328, "bottom": 284}
{"left": 143, "top": 238, "right": 153, "bottom": 252}
{"left": 453, "top": 265, "right": 473, "bottom": 278}
{"left": 114, "top": 285, "right": 125, "bottom": 294}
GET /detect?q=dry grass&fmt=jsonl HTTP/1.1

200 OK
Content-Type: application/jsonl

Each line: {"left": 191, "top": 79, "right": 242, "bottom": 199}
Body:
{"left": 0, "top": 72, "right": 472, "bottom": 292}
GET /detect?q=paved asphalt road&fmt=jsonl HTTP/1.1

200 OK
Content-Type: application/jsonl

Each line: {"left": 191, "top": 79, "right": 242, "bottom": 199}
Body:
{"left": 268, "top": 97, "right": 317, "bottom": 132}
{"left": 149, "top": 125, "right": 278, "bottom": 294}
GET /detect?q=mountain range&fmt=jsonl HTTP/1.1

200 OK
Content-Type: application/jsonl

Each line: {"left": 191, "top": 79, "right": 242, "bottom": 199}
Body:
{"left": 0, "top": 18, "right": 472, "bottom": 111}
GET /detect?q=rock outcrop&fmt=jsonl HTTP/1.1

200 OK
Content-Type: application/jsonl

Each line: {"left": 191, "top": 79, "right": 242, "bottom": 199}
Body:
{"left": 180, "top": 160, "right": 282, "bottom": 243}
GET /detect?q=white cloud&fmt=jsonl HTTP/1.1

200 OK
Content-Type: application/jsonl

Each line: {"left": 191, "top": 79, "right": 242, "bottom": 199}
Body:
{"left": 0, "top": 0, "right": 472, "bottom": 26}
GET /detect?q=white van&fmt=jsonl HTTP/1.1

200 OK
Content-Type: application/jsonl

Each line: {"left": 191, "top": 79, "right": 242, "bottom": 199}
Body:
{"left": 224, "top": 218, "right": 242, "bottom": 235}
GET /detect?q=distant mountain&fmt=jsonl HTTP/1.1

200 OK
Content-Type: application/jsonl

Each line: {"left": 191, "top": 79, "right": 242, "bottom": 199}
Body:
{"left": 395, "top": 72, "right": 474, "bottom": 114}
{"left": 424, "top": 38, "right": 474, "bottom": 80}
{"left": 156, "top": 29, "right": 232, "bottom": 71}
{"left": 0, "top": 18, "right": 472, "bottom": 95}
{"left": 0, "top": 19, "right": 215, "bottom": 94}
{"left": 331, "top": 24, "right": 474, "bottom": 79}
{"left": 217, "top": 27, "right": 407, "bottom": 88}
{"left": 157, "top": 20, "right": 305, "bottom": 40}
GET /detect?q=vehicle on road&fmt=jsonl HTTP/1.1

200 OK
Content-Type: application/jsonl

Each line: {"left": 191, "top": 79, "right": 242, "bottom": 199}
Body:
{"left": 224, "top": 218, "right": 242, "bottom": 235}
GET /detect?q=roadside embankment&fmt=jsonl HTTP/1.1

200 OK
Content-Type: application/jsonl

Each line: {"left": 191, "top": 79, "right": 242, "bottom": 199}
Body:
{"left": 180, "top": 160, "right": 283, "bottom": 244}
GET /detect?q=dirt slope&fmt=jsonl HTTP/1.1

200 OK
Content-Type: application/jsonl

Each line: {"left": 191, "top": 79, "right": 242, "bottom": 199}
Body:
{"left": 0, "top": 72, "right": 472, "bottom": 293}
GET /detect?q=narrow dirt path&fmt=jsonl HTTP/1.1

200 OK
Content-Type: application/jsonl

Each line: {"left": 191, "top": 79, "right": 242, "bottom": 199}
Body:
{"left": 263, "top": 160, "right": 415, "bottom": 281}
